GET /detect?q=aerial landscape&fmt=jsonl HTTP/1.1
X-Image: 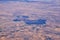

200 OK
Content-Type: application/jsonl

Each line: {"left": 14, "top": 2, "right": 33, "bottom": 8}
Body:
{"left": 0, "top": 0, "right": 60, "bottom": 40}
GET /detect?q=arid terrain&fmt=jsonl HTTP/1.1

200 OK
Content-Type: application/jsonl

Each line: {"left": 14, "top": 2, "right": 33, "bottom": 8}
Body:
{"left": 0, "top": 0, "right": 60, "bottom": 40}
